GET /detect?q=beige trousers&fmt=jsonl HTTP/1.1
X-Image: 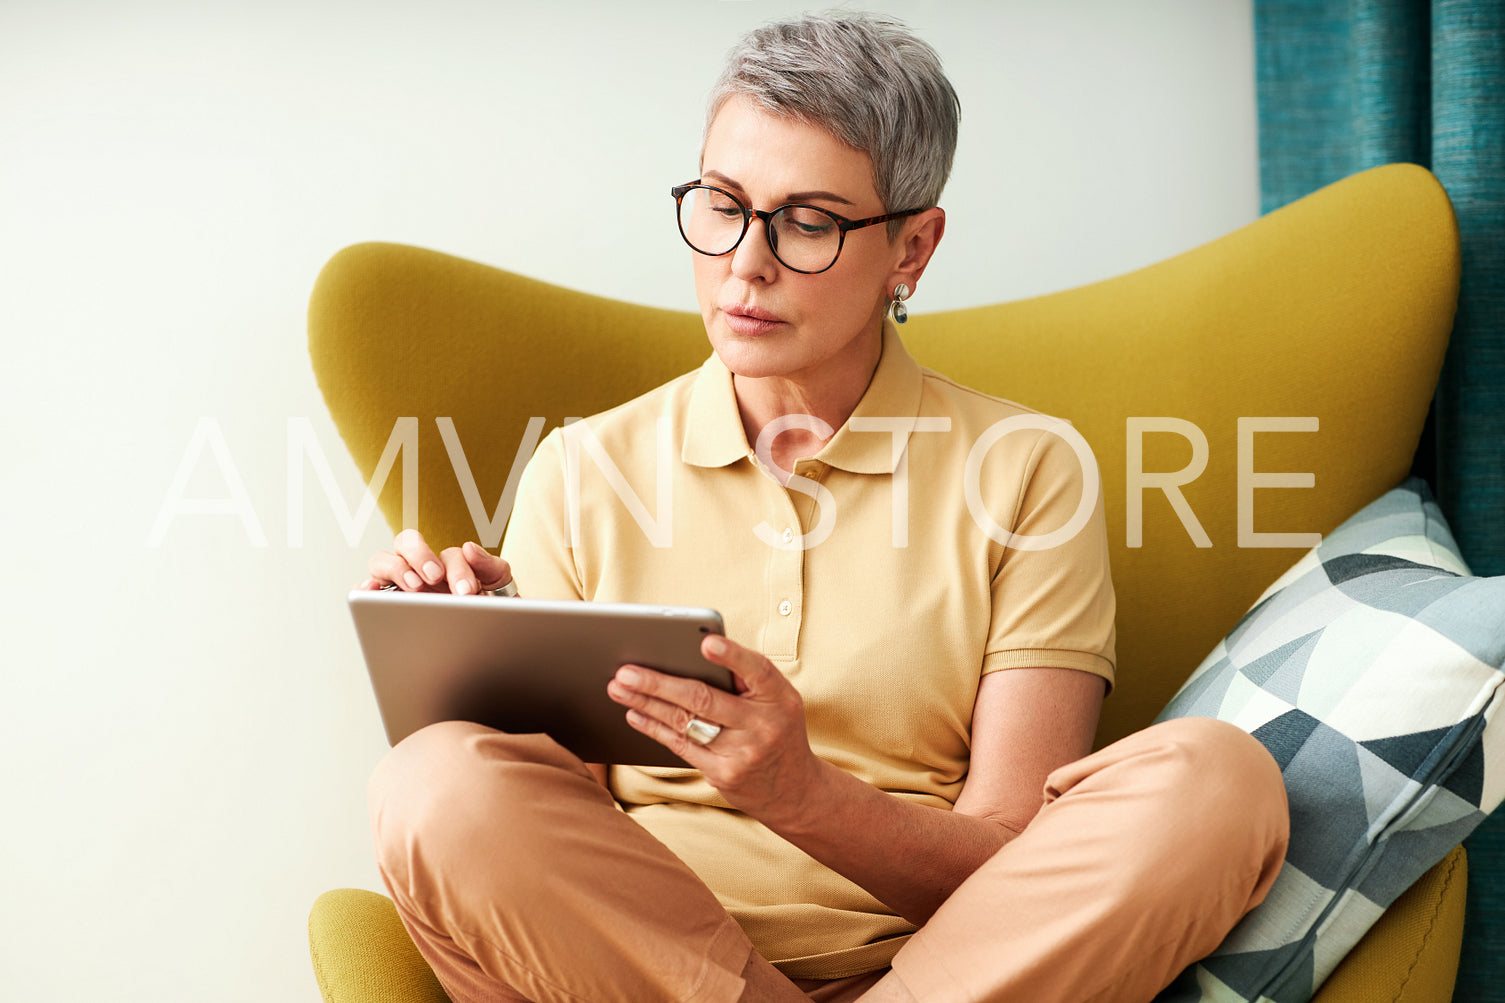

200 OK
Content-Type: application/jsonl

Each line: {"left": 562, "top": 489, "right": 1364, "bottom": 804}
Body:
{"left": 369, "top": 717, "right": 1288, "bottom": 1003}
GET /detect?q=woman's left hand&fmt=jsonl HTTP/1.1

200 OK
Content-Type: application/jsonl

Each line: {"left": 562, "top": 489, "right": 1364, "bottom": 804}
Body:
{"left": 606, "top": 633, "right": 822, "bottom": 820}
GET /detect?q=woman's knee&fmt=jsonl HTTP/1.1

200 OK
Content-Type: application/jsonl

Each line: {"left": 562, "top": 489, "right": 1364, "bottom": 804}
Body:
{"left": 368, "top": 723, "right": 586, "bottom": 877}
{"left": 1153, "top": 718, "right": 1286, "bottom": 821}
{"left": 1132, "top": 718, "right": 1290, "bottom": 894}
{"left": 371, "top": 721, "right": 488, "bottom": 820}
{"left": 369, "top": 722, "right": 490, "bottom": 869}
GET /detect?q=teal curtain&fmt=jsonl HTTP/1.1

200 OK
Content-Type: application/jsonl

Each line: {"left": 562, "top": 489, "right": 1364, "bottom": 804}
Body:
{"left": 1256, "top": 2, "right": 1504, "bottom": 998}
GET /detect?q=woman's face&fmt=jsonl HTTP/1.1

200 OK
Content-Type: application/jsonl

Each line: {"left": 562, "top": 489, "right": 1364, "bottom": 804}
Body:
{"left": 692, "top": 96, "right": 909, "bottom": 388}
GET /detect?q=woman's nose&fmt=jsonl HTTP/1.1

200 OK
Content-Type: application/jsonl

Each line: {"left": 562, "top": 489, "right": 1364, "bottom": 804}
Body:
{"left": 730, "top": 215, "right": 780, "bottom": 281}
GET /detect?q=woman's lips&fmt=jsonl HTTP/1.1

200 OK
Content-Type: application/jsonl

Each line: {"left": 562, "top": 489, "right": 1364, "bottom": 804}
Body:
{"left": 722, "top": 304, "right": 784, "bottom": 336}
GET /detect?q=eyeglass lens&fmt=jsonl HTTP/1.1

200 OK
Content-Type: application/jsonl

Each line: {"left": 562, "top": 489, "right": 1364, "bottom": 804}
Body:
{"left": 677, "top": 186, "right": 843, "bottom": 272}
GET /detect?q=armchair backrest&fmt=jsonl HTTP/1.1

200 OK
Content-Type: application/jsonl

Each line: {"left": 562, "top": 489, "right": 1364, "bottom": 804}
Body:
{"left": 310, "top": 163, "right": 1458, "bottom": 747}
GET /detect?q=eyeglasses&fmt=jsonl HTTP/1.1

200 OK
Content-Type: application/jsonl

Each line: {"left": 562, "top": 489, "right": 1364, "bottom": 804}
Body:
{"left": 670, "top": 181, "right": 924, "bottom": 274}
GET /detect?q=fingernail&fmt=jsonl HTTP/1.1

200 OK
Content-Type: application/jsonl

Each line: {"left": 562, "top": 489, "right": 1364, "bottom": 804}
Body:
{"left": 705, "top": 635, "right": 727, "bottom": 656}
{"left": 404, "top": 571, "right": 422, "bottom": 590}
{"left": 617, "top": 667, "right": 640, "bottom": 687}
{"left": 454, "top": 579, "right": 473, "bottom": 595}
{"left": 423, "top": 561, "right": 443, "bottom": 583}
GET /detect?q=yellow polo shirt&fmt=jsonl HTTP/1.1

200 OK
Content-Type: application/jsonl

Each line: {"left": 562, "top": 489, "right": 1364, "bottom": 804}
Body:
{"left": 500, "top": 323, "right": 1116, "bottom": 979}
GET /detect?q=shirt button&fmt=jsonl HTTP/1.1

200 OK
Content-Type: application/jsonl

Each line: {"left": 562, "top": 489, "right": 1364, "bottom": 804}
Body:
{"left": 781, "top": 527, "right": 795, "bottom": 544}
{"left": 778, "top": 599, "right": 793, "bottom": 616}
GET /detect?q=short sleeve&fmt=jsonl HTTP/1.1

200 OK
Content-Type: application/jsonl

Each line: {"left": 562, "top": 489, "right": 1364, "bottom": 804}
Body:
{"left": 499, "top": 428, "right": 586, "bottom": 602}
{"left": 982, "top": 426, "right": 1117, "bottom": 689}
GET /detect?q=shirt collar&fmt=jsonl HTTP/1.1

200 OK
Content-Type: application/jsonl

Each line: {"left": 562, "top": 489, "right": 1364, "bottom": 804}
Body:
{"left": 682, "top": 321, "right": 926, "bottom": 475}
{"left": 682, "top": 350, "right": 751, "bottom": 468}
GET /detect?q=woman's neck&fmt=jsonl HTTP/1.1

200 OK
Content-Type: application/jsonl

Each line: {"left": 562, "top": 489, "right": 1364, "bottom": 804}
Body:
{"left": 733, "top": 327, "right": 884, "bottom": 482}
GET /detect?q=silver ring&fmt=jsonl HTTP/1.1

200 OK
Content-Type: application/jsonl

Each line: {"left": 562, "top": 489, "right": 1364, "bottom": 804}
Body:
{"left": 683, "top": 717, "right": 722, "bottom": 746}
{"left": 482, "top": 580, "right": 518, "bottom": 598}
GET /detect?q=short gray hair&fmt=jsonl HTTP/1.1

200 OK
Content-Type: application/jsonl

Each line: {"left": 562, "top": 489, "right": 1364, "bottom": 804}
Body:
{"left": 705, "top": 11, "right": 961, "bottom": 239}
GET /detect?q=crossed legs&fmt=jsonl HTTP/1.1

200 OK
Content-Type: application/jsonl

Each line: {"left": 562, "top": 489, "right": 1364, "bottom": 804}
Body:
{"left": 369, "top": 717, "right": 1287, "bottom": 1003}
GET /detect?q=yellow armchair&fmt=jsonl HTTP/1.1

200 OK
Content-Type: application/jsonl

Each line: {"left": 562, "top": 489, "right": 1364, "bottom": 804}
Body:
{"left": 308, "top": 163, "right": 1465, "bottom": 1002}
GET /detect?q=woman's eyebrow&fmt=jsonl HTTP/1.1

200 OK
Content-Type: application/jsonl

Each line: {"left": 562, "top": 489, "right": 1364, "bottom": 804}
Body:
{"left": 702, "top": 170, "right": 856, "bottom": 207}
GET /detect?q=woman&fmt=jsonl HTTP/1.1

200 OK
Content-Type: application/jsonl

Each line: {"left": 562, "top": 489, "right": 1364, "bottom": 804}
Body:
{"left": 361, "top": 12, "right": 1288, "bottom": 1002}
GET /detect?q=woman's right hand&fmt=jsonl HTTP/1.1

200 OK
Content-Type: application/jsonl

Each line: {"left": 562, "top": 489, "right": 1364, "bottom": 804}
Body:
{"left": 356, "top": 529, "right": 515, "bottom": 597}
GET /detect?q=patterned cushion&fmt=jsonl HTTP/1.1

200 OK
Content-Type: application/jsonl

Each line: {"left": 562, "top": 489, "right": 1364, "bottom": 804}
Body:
{"left": 1154, "top": 479, "right": 1505, "bottom": 1003}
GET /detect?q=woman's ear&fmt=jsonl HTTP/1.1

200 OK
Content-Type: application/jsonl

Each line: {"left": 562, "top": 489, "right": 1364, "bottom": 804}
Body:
{"left": 887, "top": 207, "right": 946, "bottom": 298}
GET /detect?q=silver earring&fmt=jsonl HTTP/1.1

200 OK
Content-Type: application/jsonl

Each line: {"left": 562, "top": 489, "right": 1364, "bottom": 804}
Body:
{"left": 890, "top": 283, "right": 911, "bottom": 325}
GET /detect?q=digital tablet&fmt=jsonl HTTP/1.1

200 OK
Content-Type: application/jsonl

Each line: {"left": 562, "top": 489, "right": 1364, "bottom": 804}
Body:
{"left": 348, "top": 589, "right": 730, "bottom": 767}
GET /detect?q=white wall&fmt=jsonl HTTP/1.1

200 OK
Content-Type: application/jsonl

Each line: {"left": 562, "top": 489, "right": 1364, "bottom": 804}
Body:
{"left": 0, "top": 2, "right": 1255, "bottom": 999}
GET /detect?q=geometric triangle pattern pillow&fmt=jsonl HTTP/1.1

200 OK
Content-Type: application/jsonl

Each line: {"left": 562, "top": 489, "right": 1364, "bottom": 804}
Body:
{"left": 1152, "top": 478, "right": 1505, "bottom": 1003}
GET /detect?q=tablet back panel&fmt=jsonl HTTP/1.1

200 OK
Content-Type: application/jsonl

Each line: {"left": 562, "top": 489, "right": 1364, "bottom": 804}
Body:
{"left": 349, "top": 591, "right": 728, "bottom": 767}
